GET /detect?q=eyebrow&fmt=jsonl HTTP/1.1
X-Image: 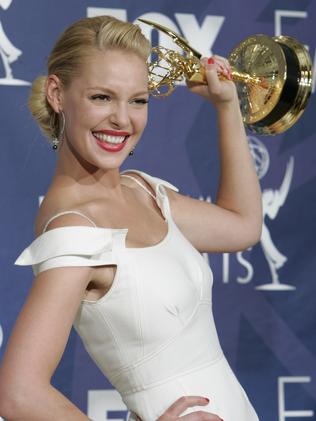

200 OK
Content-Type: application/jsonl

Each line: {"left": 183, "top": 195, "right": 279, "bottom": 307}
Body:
{"left": 87, "top": 86, "right": 149, "bottom": 96}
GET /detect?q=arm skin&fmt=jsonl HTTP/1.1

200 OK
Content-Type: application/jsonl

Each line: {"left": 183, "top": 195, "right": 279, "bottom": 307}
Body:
{"left": 0, "top": 218, "right": 95, "bottom": 421}
{"left": 168, "top": 56, "right": 262, "bottom": 253}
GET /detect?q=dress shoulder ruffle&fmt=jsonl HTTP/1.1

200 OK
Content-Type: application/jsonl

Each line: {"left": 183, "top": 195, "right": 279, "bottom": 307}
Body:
{"left": 15, "top": 226, "right": 127, "bottom": 275}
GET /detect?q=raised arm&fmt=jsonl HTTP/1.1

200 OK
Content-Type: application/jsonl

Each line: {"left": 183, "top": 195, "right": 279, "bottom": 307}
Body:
{"left": 169, "top": 56, "right": 262, "bottom": 253}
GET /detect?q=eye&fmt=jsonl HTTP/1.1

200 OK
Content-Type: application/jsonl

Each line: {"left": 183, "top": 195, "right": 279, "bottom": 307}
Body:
{"left": 90, "top": 94, "right": 111, "bottom": 101}
{"left": 131, "top": 98, "right": 149, "bottom": 105}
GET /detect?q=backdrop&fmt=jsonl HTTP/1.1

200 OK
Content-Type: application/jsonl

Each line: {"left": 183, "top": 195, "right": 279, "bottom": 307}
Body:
{"left": 0, "top": 1, "right": 315, "bottom": 420}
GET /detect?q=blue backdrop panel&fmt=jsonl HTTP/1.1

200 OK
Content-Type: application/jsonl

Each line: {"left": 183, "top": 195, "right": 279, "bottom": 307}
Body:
{"left": 0, "top": 1, "right": 315, "bottom": 420}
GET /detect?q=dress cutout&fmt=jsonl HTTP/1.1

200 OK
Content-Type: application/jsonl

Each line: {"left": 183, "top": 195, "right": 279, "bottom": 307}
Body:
{"left": 15, "top": 170, "right": 259, "bottom": 421}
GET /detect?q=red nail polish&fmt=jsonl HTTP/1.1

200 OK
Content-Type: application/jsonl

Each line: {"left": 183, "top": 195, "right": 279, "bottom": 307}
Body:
{"left": 208, "top": 57, "right": 215, "bottom": 64}
{"left": 204, "top": 397, "right": 210, "bottom": 402}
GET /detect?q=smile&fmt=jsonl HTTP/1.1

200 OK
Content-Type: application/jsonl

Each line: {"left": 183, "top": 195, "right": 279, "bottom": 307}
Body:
{"left": 92, "top": 130, "right": 130, "bottom": 153}
{"left": 93, "top": 133, "right": 126, "bottom": 144}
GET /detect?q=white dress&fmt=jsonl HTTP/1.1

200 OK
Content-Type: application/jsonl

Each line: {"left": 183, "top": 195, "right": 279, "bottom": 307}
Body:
{"left": 15, "top": 170, "right": 259, "bottom": 421}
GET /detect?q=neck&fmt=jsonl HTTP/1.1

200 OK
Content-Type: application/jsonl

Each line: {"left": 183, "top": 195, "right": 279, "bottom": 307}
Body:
{"left": 52, "top": 137, "right": 123, "bottom": 198}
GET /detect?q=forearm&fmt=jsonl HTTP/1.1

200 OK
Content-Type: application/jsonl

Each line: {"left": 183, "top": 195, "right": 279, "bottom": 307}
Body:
{"left": 215, "top": 95, "right": 262, "bottom": 231}
{"left": 1, "top": 383, "right": 91, "bottom": 421}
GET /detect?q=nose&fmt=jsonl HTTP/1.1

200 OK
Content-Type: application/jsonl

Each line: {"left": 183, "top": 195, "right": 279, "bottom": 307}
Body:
{"left": 109, "top": 102, "right": 130, "bottom": 129}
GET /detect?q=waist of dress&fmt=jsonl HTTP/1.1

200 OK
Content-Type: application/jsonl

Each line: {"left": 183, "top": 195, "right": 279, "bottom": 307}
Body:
{"left": 119, "top": 353, "right": 224, "bottom": 396}
{"left": 108, "top": 303, "right": 223, "bottom": 395}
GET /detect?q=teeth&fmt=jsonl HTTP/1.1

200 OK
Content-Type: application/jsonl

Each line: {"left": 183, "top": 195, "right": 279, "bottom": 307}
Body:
{"left": 93, "top": 133, "right": 126, "bottom": 144}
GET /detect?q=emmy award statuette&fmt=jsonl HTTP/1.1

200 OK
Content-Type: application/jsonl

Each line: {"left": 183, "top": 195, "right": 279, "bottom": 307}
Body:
{"left": 138, "top": 19, "right": 313, "bottom": 135}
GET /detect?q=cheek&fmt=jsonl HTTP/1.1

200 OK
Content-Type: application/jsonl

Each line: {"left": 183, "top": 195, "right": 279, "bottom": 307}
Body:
{"left": 66, "top": 103, "right": 108, "bottom": 130}
{"left": 135, "top": 109, "right": 148, "bottom": 131}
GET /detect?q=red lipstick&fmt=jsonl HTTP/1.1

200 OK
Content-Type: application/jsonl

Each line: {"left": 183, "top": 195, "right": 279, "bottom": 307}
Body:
{"left": 92, "top": 130, "right": 130, "bottom": 153}
{"left": 93, "top": 129, "right": 130, "bottom": 136}
{"left": 95, "top": 139, "right": 127, "bottom": 152}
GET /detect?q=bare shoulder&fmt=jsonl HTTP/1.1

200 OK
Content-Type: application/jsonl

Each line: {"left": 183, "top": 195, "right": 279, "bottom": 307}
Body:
{"left": 41, "top": 212, "right": 96, "bottom": 233}
{"left": 33, "top": 203, "right": 96, "bottom": 302}
{"left": 164, "top": 186, "right": 189, "bottom": 211}
{"left": 35, "top": 189, "right": 96, "bottom": 236}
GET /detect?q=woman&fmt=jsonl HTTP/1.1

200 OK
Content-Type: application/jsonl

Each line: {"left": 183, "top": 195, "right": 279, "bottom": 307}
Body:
{"left": 0, "top": 15, "right": 262, "bottom": 421}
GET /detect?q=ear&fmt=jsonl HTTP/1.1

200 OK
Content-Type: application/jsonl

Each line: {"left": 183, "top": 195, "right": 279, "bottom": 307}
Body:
{"left": 46, "top": 75, "right": 64, "bottom": 113}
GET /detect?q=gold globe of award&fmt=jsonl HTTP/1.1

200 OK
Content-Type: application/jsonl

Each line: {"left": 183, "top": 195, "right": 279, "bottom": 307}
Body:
{"left": 139, "top": 19, "right": 313, "bottom": 135}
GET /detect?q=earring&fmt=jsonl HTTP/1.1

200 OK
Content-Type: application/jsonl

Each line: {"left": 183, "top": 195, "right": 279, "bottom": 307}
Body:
{"left": 129, "top": 148, "right": 135, "bottom": 156}
{"left": 51, "top": 111, "right": 65, "bottom": 150}
{"left": 51, "top": 138, "right": 59, "bottom": 150}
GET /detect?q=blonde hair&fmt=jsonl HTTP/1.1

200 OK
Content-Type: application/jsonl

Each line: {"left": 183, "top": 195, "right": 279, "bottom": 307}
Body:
{"left": 28, "top": 16, "right": 151, "bottom": 139}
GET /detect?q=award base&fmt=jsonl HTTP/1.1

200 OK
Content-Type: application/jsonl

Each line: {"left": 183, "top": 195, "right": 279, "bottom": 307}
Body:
{"left": 256, "top": 283, "right": 296, "bottom": 291}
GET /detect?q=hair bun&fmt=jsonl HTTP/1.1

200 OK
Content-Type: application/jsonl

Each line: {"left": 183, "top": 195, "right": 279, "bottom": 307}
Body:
{"left": 28, "top": 75, "right": 55, "bottom": 139}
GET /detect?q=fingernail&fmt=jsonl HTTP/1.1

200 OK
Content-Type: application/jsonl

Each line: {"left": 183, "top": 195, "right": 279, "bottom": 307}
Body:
{"left": 208, "top": 57, "right": 215, "bottom": 64}
{"left": 204, "top": 397, "right": 210, "bottom": 402}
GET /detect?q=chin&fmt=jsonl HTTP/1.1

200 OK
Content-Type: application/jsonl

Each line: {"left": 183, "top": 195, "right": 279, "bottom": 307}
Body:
{"left": 94, "top": 155, "right": 128, "bottom": 171}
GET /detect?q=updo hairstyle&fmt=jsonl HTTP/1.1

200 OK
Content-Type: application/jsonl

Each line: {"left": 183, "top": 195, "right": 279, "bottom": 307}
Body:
{"left": 28, "top": 16, "right": 151, "bottom": 140}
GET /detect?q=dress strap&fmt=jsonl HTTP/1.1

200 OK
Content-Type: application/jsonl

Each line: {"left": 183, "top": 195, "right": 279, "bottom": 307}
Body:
{"left": 121, "top": 170, "right": 179, "bottom": 221}
{"left": 120, "top": 174, "right": 156, "bottom": 201}
{"left": 42, "top": 210, "right": 97, "bottom": 234}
